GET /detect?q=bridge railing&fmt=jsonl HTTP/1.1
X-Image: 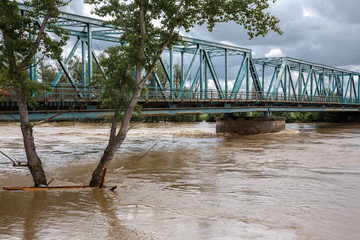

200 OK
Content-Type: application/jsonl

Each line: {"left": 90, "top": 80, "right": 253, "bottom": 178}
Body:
{"left": 1, "top": 86, "right": 359, "bottom": 106}
{"left": 0, "top": 86, "right": 103, "bottom": 102}
{"left": 141, "top": 88, "right": 354, "bottom": 105}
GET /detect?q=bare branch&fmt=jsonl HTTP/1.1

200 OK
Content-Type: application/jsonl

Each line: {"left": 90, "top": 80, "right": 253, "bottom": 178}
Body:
{"left": 0, "top": 150, "right": 17, "bottom": 165}
{"left": 47, "top": 178, "right": 55, "bottom": 185}
{"left": 139, "top": 0, "right": 185, "bottom": 86}
{"left": 19, "top": 0, "right": 57, "bottom": 71}
{"left": 22, "top": 55, "right": 45, "bottom": 71}
{"left": 118, "top": 142, "right": 158, "bottom": 170}
{"left": 32, "top": 111, "right": 69, "bottom": 127}
{"left": 127, "top": 120, "right": 145, "bottom": 133}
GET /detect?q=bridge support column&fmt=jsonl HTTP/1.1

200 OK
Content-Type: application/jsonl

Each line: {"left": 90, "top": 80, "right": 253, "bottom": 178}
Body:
{"left": 216, "top": 117, "right": 285, "bottom": 135}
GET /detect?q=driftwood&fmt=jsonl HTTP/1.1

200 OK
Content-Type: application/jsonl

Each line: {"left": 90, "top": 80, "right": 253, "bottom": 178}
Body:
{"left": 3, "top": 185, "right": 120, "bottom": 191}
{"left": 99, "top": 164, "right": 108, "bottom": 188}
{"left": 3, "top": 186, "right": 91, "bottom": 191}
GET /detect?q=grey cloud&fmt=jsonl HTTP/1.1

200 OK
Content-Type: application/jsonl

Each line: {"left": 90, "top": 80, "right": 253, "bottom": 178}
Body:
{"left": 312, "top": 0, "right": 360, "bottom": 24}
{"left": 183, "top": 0, "right": 360, "bottom": 70}
{"left": 63, "top": 0, "right": 360, "bottom": 71}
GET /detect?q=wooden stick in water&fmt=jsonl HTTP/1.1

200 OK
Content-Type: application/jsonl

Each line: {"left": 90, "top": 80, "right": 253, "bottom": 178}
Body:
{"left": 99, "top": 164, "right": 108, "bottom": 188}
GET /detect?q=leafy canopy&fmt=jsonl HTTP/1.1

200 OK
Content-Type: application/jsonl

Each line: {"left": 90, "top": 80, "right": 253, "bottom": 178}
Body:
{"left": 0, "top": 0, "right": 70, "bottom": 103}
{"left": 85, "top": 0, "right": 282, "bottom": 58}
{"left": 86, "top": 0, "right": 282, "bottom": 110}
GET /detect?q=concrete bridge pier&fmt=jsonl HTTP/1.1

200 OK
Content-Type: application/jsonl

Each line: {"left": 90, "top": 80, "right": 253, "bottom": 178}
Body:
{"left": 216, "top": 116, "right": 286, "bottom": 135}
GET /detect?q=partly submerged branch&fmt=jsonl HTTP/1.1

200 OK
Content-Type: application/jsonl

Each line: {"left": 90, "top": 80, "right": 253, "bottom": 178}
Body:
{"left": 32, "top": 111, "right": 70, "bottom": 127}
{"left": 0, "top": 150, "right": 27, "bottom": 166}
{"left": 119, "top": 142, "right": 158, "bottom": 170}
{"left": 127, "top": 120, "right": 145, "bottom": 133}
{"left": 0, "top": 150, "right": 17, "bottom": 165}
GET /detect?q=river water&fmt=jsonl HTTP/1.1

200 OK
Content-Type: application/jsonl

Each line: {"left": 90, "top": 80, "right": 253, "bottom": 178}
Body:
{"left": 0, "top": 121, "right": 360, "bottom": 240}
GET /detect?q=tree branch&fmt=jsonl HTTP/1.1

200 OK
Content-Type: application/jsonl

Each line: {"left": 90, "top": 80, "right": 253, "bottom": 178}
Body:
{"left": 1, "top": 31, "right": 16, "bottom": 71}
{"left": 0, "top": 150, "right": 17, "bottom": 165}
{"left": 127, "top": 120, "right": 145, "bottom": 133}
{"left": 22, "top": 55, "right": 45, "bottom": 71}
{"left": 19, "top": 0, "right": 57, "bottom": 71}
{"left": 109, "top": 110, "right": 120, "bottom": 143}
{"left": 32, "top": 111, "right": 70, "bottom": 127}
{"left": 135, "top": 0, "right": 146, "bottom": 85}
{"left": 57, "top": 0, "right": 73, "bottom": 8}
{"left": 139, "top": 0, "right": 185, "bottom": 86}
{"left": 118, "top": 142, "right": 158, "bottom": 170}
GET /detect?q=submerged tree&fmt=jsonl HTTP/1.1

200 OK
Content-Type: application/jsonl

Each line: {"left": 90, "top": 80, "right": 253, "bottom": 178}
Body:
{"left": 85, "top": 0, "right": 282, "bottom": 186}
{"left": 0, "top": 0, "right": 70, "bottom": 186}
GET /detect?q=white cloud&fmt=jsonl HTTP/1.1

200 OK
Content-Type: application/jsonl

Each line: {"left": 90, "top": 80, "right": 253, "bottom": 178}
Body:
{"left": 220, "top": 40, "right": 236, "bottom": 46}
{"left": 339, "top": 65, "right": 360, "bottom": 72}
{"left": 302, "top": 9, "right": 316, "bottom": 18}
{"left": 83, "top": 4, "right": 94, "bottom": 17}
{"left": 265, "top": 48, "right": 285, "bottom": 58}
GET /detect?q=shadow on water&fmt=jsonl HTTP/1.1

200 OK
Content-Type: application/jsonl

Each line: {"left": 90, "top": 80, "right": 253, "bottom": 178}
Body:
{"left": 0, "top": 190, "right": 143, "bottom": 240}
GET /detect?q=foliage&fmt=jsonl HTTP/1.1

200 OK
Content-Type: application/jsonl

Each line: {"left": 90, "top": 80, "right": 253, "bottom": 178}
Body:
{"left": 173, "top": 62, "right": 182, "bottom": 88}
{"left": 271, "top": 111, "right": 360, "bottom": 123}
{"left": 0, "top": 0, "right": 72, "bottom": 186}
{"left": 85, "top": 0, "right": 283, "bottom": 97}
{"left": 147, "top": 60, "right": 168, "bottom": 89}
{"left": 138, "top": 112, "right": 360, "bottom": 123}
{"left": 134, "top": 114, "right": 203, "bottom": 123}
{"left": 0, "top": 0, "right": 69, "bottom": 100}
{"left": 146, "top": 59, "right": 183, "bottom": 90}
{"left": 67, "top": 56, "right": 83, "bottom": 85}
{"left": 94, "top": 45, "right": 136, "bottom": 113}
{"left": 38, "top": 60, "right": 58, "bottom": 83}
{"left": 85, "top": 0, "right": 282, "bottom": 186}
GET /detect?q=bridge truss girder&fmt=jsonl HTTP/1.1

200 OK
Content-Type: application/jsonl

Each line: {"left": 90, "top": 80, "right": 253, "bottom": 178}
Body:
{"left": 4, "top": 3, "right": 358, "bottom": 117}
{"left": 254, "top": 57, "right": 360, "bottom": 104}
{"left": 20, "top": 3, "right": 257, "bottom": 105}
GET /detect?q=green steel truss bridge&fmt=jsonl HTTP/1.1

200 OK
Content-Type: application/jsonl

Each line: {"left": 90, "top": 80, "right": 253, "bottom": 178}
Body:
{"left": 1, "top": 4, "right": 360, "bottom": 121}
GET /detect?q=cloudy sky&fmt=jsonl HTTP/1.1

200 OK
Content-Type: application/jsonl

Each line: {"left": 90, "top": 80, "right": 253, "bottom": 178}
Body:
{"left": 63, "top": 0, "right": 360, "bottom": 72}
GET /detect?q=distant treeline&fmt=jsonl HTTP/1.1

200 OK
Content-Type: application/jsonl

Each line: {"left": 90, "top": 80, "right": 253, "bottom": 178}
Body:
{"left": 132, "top": 112, "right": 360, "bottom": 123}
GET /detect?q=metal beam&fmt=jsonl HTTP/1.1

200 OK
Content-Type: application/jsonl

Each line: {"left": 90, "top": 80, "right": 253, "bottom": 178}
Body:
{"left": 203, "top": 50, "right": 224, "bottom": 99}
{"left": 51, "top": 38, "right": 81, "bottom": 87}
{"left": 180, "top": 46, "right": 200, "bottom": 91}
{"left": 231, "top": 55, "right": 248, "bottom": 98}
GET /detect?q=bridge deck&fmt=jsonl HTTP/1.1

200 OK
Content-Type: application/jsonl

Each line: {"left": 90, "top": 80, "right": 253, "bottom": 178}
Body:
{"left": 1, "top": 87, "right": 359, "bottom": 116}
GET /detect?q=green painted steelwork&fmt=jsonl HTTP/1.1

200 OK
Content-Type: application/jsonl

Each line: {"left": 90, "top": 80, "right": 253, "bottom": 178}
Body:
{"left": 1, "top": 3, "right": 359, "bottom": 121}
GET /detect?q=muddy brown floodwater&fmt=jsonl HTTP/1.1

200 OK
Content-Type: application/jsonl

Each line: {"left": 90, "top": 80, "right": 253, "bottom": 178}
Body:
{"left": 0, "top": 122, "right": 360, "bottom": 239}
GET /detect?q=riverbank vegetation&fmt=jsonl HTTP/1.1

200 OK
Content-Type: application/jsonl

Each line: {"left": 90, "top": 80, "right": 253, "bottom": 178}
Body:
{"left": 132, "top": 112, "right": 360, "bottom": 123}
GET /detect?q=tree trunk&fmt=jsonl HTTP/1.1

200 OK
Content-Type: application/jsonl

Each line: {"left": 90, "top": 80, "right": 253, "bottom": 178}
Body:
{"left": 89, "top": 2, "right": 149, "bottom": 187}
{"left": 89, "top": 85, "right": 144, "bottom": 187}
{"left": 15, "top": 86, "right": 47, "bottom": 186}
{"left": 89, "top": 141, "right": 123, "bottom": 187}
